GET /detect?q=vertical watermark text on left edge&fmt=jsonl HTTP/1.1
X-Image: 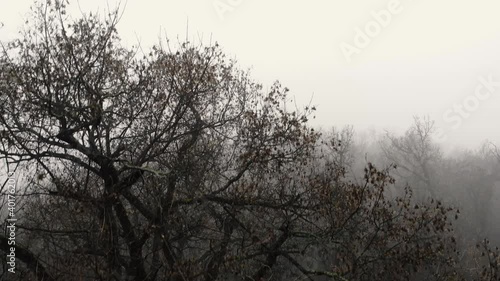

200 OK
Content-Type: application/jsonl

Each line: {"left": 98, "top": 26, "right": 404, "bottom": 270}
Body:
{"left": 6, "top": 171, "right": 17, "bottom": 274}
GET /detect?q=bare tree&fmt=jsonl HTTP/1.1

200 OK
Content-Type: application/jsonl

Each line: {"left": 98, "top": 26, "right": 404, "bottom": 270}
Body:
{"left": 380, "top": 116, "right": 442, "bottom": 199}
{"left": 0, "top": 2, "right": 498, "bottom": 281}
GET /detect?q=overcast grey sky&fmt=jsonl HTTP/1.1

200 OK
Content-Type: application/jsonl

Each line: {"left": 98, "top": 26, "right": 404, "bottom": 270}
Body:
{"left": 2, "top": 0, "right": 500, "bottom": 150}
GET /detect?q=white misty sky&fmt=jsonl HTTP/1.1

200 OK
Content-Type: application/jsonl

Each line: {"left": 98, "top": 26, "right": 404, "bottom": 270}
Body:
{"left": 1, "top": 0, "right": 500, "bottom": 150}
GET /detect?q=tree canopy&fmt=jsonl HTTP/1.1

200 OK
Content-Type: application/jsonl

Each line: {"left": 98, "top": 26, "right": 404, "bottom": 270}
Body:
{"left": 0, "top": 1, "right": 499, "bottom": 281}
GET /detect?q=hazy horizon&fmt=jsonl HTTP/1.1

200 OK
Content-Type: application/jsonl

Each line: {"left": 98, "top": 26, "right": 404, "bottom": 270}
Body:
{"left": 2, "top": 0, "right": 500, "bottom": 151}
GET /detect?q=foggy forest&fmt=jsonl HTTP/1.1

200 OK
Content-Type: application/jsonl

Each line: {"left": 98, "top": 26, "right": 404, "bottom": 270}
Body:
{"left": 0, "top": 1, "right": 500, "bottom": 281}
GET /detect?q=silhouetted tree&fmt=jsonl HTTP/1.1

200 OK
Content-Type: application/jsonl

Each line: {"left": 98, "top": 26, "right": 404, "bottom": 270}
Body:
{"left": 0, "top": 2, "right": 498, "bottom": 281}
{"left": 380, "top": 116, "right": 442, "bottom": 200}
